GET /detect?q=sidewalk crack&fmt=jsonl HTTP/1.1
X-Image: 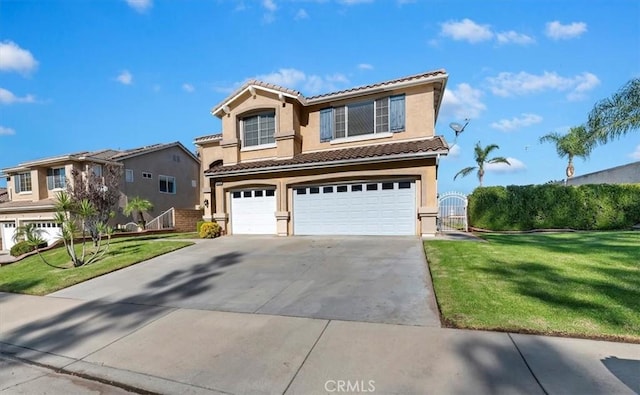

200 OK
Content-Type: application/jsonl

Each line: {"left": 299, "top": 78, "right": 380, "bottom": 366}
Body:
{"left": 282, "top": 320, "right": 331, "bottom": 395}
{"left": 508, "top": 333, "right": 549, "bottom": 395}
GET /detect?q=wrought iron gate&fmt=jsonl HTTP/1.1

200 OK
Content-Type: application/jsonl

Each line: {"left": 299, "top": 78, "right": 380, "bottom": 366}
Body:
{"left": 438, "top": 192, "right": 468, "bottom": 232}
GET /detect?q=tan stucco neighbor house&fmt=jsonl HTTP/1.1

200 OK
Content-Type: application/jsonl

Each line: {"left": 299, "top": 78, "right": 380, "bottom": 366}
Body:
{"left": 194, "top": 69, "right": 450, "bottom": 237}
{"left": 0, "top": 142, "right": 200, "bottom": 251}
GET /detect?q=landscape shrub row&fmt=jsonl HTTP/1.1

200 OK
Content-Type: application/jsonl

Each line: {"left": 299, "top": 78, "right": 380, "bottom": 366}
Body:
{"left": 468, "top": 184, "right": 640, "bottom": 231}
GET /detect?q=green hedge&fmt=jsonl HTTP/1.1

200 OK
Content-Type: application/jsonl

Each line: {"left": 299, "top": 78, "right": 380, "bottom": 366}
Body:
{"left": 468, "top": 184, "right": 640, "bottom": 231}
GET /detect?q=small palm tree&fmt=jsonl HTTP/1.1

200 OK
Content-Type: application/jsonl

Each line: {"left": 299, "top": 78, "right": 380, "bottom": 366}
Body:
{"left": 539, "top": 126, "right": 594, "bottom": 178}
{"left": 454, "top": 141, "right": 510, "bottom": 186}
{"left": 124, "top": 197, "right": 154, "bottom": 228}
{"left": 12, "top": 223, "right": 47, "bottom": 247}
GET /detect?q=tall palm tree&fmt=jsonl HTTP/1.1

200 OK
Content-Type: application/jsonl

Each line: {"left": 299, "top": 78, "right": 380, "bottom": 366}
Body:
{"left": 587, "top": 78, "right": 639, "bottom": 144}
{"left": 123, "top": 197, "right": 154, "bottom": 228}
{"left": 454, "top": 141, "right": 510, "bottom": 186}
{"left": 539, "top": 126, "right": 594, "bottom": 178}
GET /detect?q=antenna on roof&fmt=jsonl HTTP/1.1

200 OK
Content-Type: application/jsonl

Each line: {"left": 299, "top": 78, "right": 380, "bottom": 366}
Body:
{"left": 448, "top": 118, "right": 469, "bottom": 146}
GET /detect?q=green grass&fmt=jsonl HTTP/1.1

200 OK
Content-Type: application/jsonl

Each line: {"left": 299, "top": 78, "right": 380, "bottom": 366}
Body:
{"left": 425, "top": 232, "right": 640, "bottom": 342}
{"left": 0, "top": 237, "right": 193, "bottom": 295}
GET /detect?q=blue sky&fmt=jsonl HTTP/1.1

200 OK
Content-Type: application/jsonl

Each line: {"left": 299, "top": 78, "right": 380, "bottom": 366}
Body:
{"left": 1, "top": 0, "right": 638, "bottom": 193}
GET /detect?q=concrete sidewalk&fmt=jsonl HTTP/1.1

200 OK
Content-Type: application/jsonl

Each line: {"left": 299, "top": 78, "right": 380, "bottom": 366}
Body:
{"left": 1, "top": 292, "right": 638, "bottom": 394}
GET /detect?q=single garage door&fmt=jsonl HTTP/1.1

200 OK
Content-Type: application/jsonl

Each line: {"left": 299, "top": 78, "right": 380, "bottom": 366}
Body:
{"left": 293, "top": 180, "right": 416, "bottom": 236}
{"left": 231, "top": 188, "right": 277, "bottom": 234}
{"left": 1, "top": 222, "right": 16, "bottom": 251}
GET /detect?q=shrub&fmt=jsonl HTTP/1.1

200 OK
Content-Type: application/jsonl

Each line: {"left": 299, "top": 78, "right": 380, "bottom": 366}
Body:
{"left": 10, "top": 240, "right": 46, "bottom": 257}
{"left": 468, "top": 184, "right": 640, "bottom": 231}
{"left": 196, "top": 220, "right": 205, "bottom": 233}
{"left": 199, "top": 222, "right": 221, "bottom": 239}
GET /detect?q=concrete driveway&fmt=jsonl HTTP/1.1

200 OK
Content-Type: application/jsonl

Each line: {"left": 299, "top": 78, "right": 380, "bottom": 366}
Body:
{"left": 50, "top": 236, "right": 440, "bottom": 326}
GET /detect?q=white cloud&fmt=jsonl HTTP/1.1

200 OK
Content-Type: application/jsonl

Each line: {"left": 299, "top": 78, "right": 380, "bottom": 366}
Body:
{"left": 255, "top": 68, "right": 349, "bottom": 95}
{"left": 0, "top": 87, "right": 36, "bottom": 104}
{"left": 445, "top": 144, "right": 461, "bottom": 159}
{"left": 0, "top": 126, "right": 16, "bottom": 136}
{"left": 115, "top": 70, "right": 133, "bottom": 85}
{"left": 182, "top": 83, "right": 195, "bottom": 93}
{"left": 294, "top": 8, "right": 308, "bottom": 20}
{"left": 440, "top": 19, "right": 493, "bottom": 43}
{"left": 440, "top": 83, "right": 486, "bottom": 119}
{"left": 496, "top": 31, "right": 535, "bottom": 45}
{"left": 486, "top": 71, "right": 600, "bottom": 100}
{"left": 545, "top": 21, "right": 587, "bottom": 40}
{"left": 0, "top": 41, "right": 38, "bottom": 74}
{"left": 125, "top": 0, "right": 152, "bottom": 13}
{"left": 262, "top": 0, "right": 277, "bottom": 11}
{"left": 262, "top": 0, "right": 277, "bottom": 23}
{"left": 357, "top": 63, "right": 373, "bottom": 70}
{"left": 491, "top": 113, "right": 543, "bottom": 132}
{"left": 486, "top": 157, "right": 526, "bottom": 173}
{"left": 338, "top": 0, "right": 374, "bottom": 4}
{"left": 630, "top": 144, "right": 640, "bottom": 160}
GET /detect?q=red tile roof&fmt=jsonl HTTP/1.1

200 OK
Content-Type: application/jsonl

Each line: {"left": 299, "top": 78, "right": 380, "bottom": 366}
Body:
{"left": 205, "top": 137, "right": 448, "bottom": 177}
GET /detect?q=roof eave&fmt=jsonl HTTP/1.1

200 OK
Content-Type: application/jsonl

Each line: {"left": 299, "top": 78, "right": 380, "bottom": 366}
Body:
{"left": 211, "top": 84, "right": 304, "bottom": 118}
{"left": 204, "top": 149, "right": 449, "bottom": 179}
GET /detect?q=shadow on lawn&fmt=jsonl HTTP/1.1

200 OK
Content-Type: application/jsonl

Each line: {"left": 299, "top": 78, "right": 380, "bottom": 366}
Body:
{"left": 0, "top": 250, "right": 243, "bottom": 361}
{"left": 478, "top": 259, "right": 640, "bottom": 333}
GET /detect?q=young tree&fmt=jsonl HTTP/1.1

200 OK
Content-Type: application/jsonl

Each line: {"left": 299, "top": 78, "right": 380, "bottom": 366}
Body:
{"left": 587, "top": 78, "right": 640, "bottom": 144}
{"left": 12, "top": 223, "right": 46, "bottom": 246}
{"left": 123, "top": 197, "right": 154, "bottom": 228}
{"left": 454, "top": 141, "right": 510, "bottom": 186}
{"left": 67, "top": 162, "right": 121, "bottom": 245}
{"left": 539, "top": 126, "right": 594, "bottom": 178}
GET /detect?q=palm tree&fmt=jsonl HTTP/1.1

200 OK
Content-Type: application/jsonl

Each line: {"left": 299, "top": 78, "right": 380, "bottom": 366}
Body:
{"left": 12, "top": 223, "right": 47, "bottom": 247}
{"left": 539, "top": 126, "right": 594, "bottom": 178}
{"left": 123, "top": 197, "right": 154, "bottom": 228}
{"left": 587, "top": 78, "right": 639, "bottom": 144}
{"left": 454, "top": 141, "right": 510, "bottom": 186}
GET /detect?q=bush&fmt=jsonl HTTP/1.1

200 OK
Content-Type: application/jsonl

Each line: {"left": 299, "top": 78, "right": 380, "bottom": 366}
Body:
{"left": 468, "top": 184, "right": 640, "bottom": 231}
{"left": 10, "top": 240, "right": 46, "bottom": 257}
{"left": 196, "top": 220, "right": 205, "bottom": 233}
{"left": 199, "top": 222, "right": 221, "bottom": 239}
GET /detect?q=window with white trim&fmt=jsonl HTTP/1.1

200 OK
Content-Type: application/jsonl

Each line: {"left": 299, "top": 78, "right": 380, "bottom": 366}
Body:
{"left": 320, "top": 94, "right": 405, "bottom": 142}
{"left": 46, "top": 167, "right": 66, "bottom": 190}
{"left": 15, "top": 172, "right": 32, "bottom": 193}
{"left": 242, "top": 111, "right": 276, "bottom": 147}
{"left": 125, "top": 169, "right": 134, "bottom": 183}
{"left": 159, "top": 175, "right": 176, "bottom": 194}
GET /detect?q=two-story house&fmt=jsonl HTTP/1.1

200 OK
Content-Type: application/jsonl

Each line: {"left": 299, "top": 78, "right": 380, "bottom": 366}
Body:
{"left": 194, "top": 69, "right": 449, "bottom": 237}
{"left": 0, "top": 142, "right": 200, "bottom": 251}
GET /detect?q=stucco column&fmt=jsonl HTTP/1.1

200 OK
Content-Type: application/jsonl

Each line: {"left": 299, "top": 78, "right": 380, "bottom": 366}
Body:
{"left": 212, "top": 181, "right": 228, "bottom": 234}
{"left": 419, "top": 166, "right": 438, "bottom": 237}
{"left": 202, "top": 187, "right": 213, "bottom": 221}
{"left": 275, "top": 180, "right": 289, "bottom": 236}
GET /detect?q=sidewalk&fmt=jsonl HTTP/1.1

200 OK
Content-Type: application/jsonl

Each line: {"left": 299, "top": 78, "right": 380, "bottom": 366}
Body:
{"left": 1, "top": 292, "right": 638, "bottom": 394}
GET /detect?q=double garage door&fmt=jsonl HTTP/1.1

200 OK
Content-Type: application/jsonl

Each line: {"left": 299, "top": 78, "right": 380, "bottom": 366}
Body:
{"left": 230, "top": 180, "right": 416, "bottom": 236}
{"left": 1, "top": 222, "right": 62, "bottom": 251}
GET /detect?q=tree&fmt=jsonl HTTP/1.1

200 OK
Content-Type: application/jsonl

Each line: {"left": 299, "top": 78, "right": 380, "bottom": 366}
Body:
{"left": 54, "top": 191, "right": 113, "bottom": 268}
{"left": 12, "top": 223, "right": 47, "bottom": 246}
{"left": 67, "top": 163, "right": 121, "bottom": 246}
{"left": 539, "top": 126, "right": 594, "bottom": 178}
{"left": 123, "top": 197, "right": 154, "bottom": 228}
{"left": 454, "top": 142, "right": 510, "bottom": 187}
{"left": 587, "top": 78, "right": 640, "bottom": 143}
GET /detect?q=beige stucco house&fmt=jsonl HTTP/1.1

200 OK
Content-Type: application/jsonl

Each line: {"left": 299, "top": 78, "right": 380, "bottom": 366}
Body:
{"left": 194, "top": 69, "right": 450, "bottom": 237}
{"left": 0, "top": 142, "right": 200, "bottom": 251}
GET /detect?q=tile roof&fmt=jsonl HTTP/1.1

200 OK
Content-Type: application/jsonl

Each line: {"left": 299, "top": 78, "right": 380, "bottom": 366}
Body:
{"left": 306, "top": 69, "right": 448, "bottom": 101}
{"left": 194, "top": 133, "right": 223, "bottom": 144}
{"left": 0, "top": 188, "right": 7, "bottom": 203}
{"left": 0, "top": 198, "right": 56, "bottom": 211}
{"left": 205, "top": 137, "right": 448, "bottom": 177}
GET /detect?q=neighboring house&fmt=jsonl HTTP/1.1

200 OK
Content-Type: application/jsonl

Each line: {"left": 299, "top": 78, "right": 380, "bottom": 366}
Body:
{"left": 0, "top": 188, "right": 7, "bottom": 203}
{"left": 0, "top": 142, "right": 200, "bottom": 251}
{"left": 565, "top": 161, "right": 640, "bottom": 186}
{"left": 194, "top": 69, "right": 450, "bottom": 237}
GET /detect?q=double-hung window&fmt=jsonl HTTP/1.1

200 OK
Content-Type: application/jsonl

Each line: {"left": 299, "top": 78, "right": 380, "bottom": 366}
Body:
{"left": 15, "top": 172, "right": 32, "bottom": 193}
{"left": 47, "top": 167, "right": 66, "bottom": 190}
{"left": 320, "top": 94, "right": 405, "bottom": 142}
{"left": 159, "top": 175, "right": 176, "bottom": 194}
{"left": 242, "top": 111, "right": 275, "bottom": 147}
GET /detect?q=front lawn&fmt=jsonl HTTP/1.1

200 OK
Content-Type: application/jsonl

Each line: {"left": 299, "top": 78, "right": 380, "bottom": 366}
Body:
{"left": 425, "top": 232, "right": 640, "bottom": 342}
{"left": 0, "top": 237, "right": 193, "bottom": 295}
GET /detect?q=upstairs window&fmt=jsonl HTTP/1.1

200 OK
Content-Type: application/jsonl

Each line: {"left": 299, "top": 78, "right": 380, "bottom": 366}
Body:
{"left": 15, "top": 172, "right": 32, "bottom": 193}
{"left": 47, "top": 167, "right": 66, "bottom": 190}
{"left": 320, "top": 94, "right": 405, "bottom": 142}
{"left": 125, "top": 169, "right": 134, "bottom": 182}
{"left": 242, "top": 111, "right": 275, "bottom": 147}
{"left": 159, "top": 175, "right": 176, "bottom": 194}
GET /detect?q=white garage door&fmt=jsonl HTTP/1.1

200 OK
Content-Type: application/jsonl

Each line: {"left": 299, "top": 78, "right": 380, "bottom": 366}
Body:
{"left": 293, "top": 180, "right": 416, "bottom": 236}
{"left": 1, "top": 222, "right": 16, "bottom": 251}
{"left": 231, "top": 189, "right": 277, "bottom": 234}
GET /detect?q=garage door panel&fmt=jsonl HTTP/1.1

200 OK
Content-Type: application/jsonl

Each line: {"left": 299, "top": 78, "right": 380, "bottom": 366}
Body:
{"left": 293, "top": 181, "right": 415, "bottom": 236}
{"left": 231, "top": 189, "right": 277, "bottom": 235}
